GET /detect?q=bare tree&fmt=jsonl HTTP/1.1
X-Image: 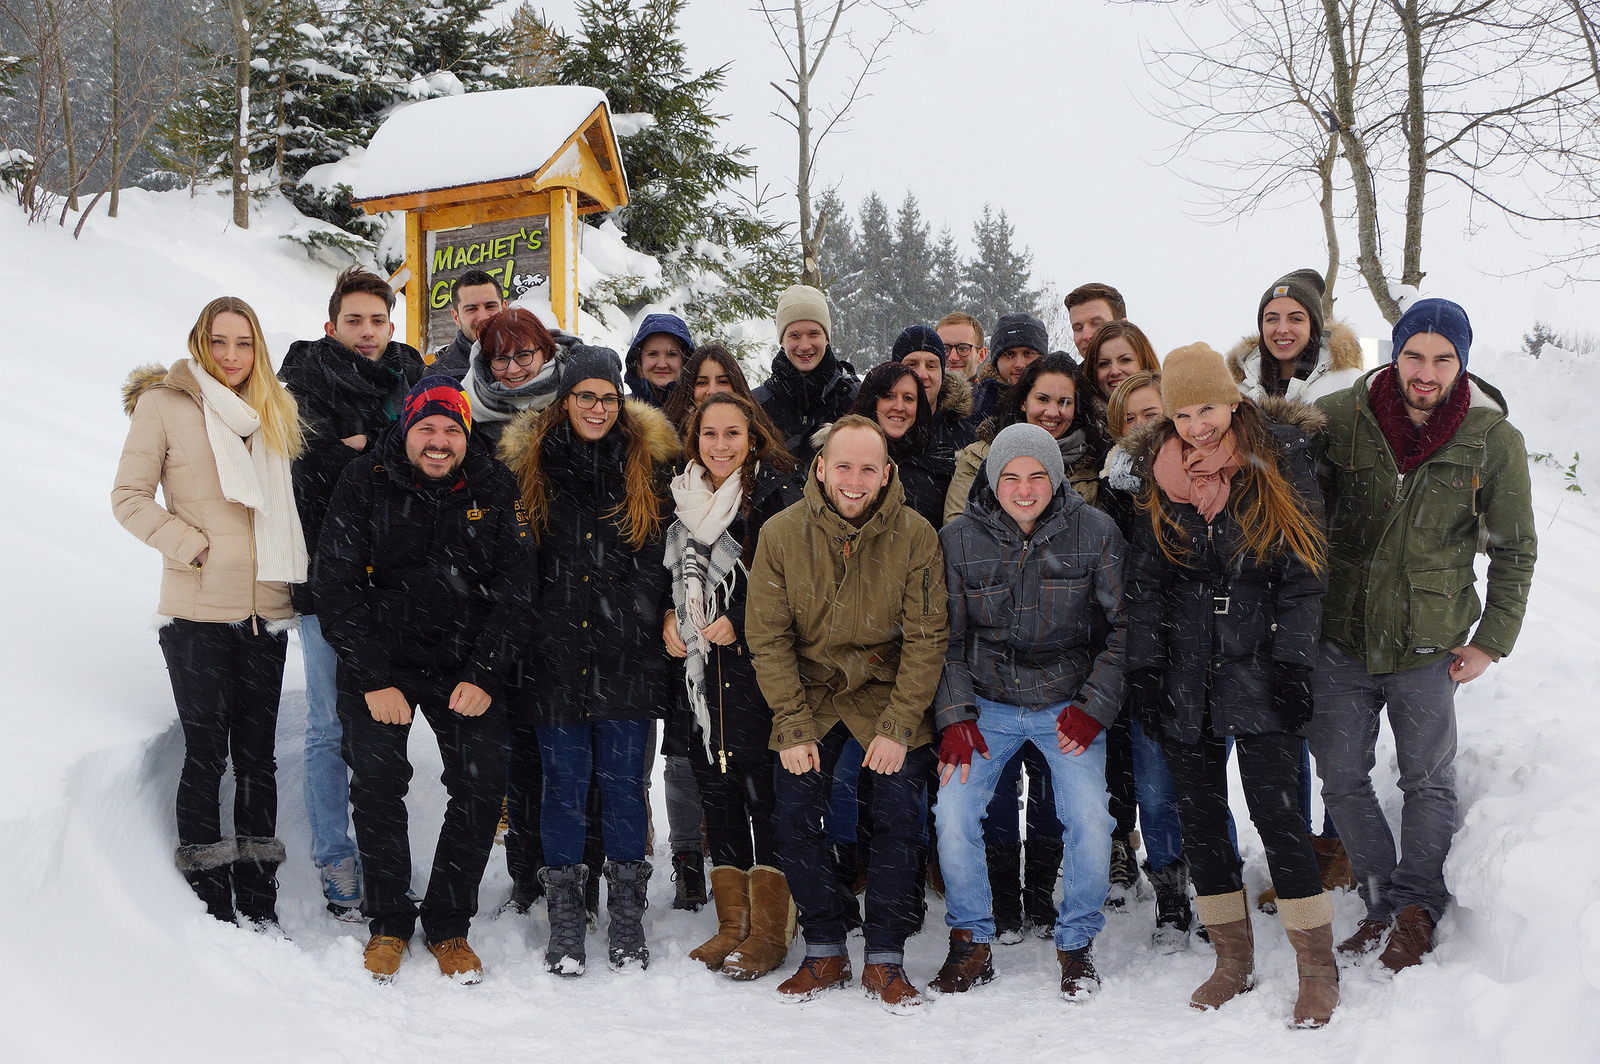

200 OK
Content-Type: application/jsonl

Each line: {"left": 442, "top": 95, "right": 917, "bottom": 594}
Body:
{"left": 753, "top": 0, "right": 923, "bottom": 287}
{"left": 224, "top": 0, "right": 249, "bottom": 228}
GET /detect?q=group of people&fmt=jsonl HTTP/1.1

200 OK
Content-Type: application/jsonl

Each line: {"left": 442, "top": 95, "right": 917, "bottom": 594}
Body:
{"left": 113, "top": 264, "right": 1536, "bottom": 1030}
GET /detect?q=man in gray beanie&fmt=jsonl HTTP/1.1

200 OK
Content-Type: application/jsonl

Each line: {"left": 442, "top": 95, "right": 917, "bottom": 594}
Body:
{"left": 929, "top": 420, "right": 1127, "bottom": 1002}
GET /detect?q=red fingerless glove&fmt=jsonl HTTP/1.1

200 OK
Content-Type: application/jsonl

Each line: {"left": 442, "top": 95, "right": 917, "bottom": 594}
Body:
{"left": 938, "top": 719, "right": 989, "bottom": 771}
{"left": 1055, "top": 704, "right": 1103, "bottom": 749}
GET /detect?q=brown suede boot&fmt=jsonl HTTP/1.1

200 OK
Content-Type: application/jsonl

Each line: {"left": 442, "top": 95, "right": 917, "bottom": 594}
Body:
{"left": 862, "top": 961, "right": 925, "bottom": 1013}
{"left": 1378, "top": 904, "right": 1436, "bottom": 972}
{"left": 689, "top": 866, "right": 750, "bottom": 971}
{"left": 775, "top": 954, "right": 851, "bottom": 1001}
{"left": 1311, "top": 837, "right": 1356, "bottom": 891}
{"left": 1278, "top": 893, "right": 1339, "bottom": 1028}
{"left": 929, "top": 929, "right": 995, "bottom": 994}
{"left": 1191, "top": 889, "right": 1255, "bottom": 1010}
{"left": 1337, "top": 917, "right": 1390, "bottom": 958}
{"left": 722, "top": 865, "right": 794, "bottom": 981}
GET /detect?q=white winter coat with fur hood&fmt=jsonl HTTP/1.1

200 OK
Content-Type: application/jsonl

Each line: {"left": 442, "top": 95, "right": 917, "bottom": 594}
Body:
{"left": 1227, "top": 320, "right": 1365, "bottom": 405}
{"left": 112, "top": 361, "right": 295, "bottom": 623}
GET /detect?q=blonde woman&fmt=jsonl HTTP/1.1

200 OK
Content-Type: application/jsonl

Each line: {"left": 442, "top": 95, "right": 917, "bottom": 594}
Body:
{"left": 113, "top": 296, "right": 305, "bottom": 931}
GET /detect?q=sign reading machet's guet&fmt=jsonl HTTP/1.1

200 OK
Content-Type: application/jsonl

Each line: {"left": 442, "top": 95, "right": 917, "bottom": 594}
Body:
{"left": 425, "top": 215, "right": 552, "bottom": 353}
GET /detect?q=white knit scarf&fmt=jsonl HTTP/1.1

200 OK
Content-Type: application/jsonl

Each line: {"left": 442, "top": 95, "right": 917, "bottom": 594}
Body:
{"left": 665, "top": 460, "right": 748, "bottom": 753}
{"left": 187, "top": 358, "right": 308, "bottom": 583}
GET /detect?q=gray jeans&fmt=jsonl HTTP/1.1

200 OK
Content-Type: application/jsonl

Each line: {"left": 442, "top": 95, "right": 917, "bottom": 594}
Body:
{"left": 1308, "top": 642, "right": 1458, "bottom": 922}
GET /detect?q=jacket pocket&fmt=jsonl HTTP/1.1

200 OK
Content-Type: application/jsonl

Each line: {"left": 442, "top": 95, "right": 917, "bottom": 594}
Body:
{"left": 965, "top": 581, "right": 1015, "bottom": 630}
{"left": 1405, "top": 567, "right": 1481, "bottom": 650}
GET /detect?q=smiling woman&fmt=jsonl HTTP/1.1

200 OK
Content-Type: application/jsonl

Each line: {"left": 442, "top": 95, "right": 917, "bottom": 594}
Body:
{"left": 849, "top": 361, "right": 949, "bottom": 527}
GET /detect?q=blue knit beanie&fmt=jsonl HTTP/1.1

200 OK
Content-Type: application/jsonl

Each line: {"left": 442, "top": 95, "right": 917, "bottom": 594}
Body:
{"left": 1392, "top": 298, "right": 1472, "bottom": 370}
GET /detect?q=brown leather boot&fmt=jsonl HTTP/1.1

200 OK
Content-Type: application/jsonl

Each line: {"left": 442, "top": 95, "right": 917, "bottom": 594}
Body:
{"left": 1190, "top": 889, "right": 1255, "bottom": 1010}
{"left": 928, "top": 929, "right": 995, "bottom": 994}
{"left": 722, "top": 865, "right": 794, "bottom": 981}
{"left": 862, "top": 961, "right": 925, "bottom": 1013}
{"left": 775, "top": 954, "right": 851, "bottom": 1001}
{"left": 1337, "top": 917, "right": 1390, "bottom": 958}
{"left": 689, "top": 866, "right": 750, "bottom": 971}
{"left": 1056, "top": 944, "right": 1100, "bottom": 1001}
{"left": 1378, "top": 904, "right": 1436, "bottom": 972}
{"left": 1278, "top": 893, "right": 1339, "bottom": 1028}
{"left": 1311, "top": 836, "right": 1356, "bottom": 891}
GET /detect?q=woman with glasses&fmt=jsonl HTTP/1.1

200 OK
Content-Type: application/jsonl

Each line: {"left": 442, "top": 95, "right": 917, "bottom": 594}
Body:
{"left": 503, "top": 346, "right": 680, "bottom": 976}
{"left": 463, "top": 308, "right": 562, "bottom": 451}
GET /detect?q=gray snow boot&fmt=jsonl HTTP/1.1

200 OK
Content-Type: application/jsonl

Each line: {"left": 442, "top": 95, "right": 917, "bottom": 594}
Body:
{"left": 604, "top": 859, "right": 653, "bottom": 971}
{"left": 539, "top": 864, "right": 590, "bottom": 977}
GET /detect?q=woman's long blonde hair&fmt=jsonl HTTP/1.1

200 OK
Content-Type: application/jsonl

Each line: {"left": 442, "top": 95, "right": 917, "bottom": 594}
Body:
{"left": 187, "top": 296, "right": 304, "bottom": 458}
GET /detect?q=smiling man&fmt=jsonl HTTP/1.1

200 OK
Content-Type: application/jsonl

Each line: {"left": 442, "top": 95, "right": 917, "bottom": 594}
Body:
{"left": 1309, "top": 298, "right": 1536, "bottom": 972}
{"left": 755, "top": 284, "right": 859, "bottom": 472}
{"left": 747, "top": 415, "right": 948, "bottom": 1013}
{"left": 316, "top": 375, "right": 535, "bottom": 986}
{"left": 431, "top": 270, "right": 507, "bottom": 378}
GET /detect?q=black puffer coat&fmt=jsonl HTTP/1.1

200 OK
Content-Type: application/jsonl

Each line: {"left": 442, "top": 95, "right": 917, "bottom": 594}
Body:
{"left": 501, "top": 401, "right": 681, "bottom": 726}
{"left": 314, "top": 424, "right": 535, "bottom": 698}
{"left": 754, "top": 347, "right": 859, "bottom": 471}
{"left": 279, "top": 335, "right": 424, "bottom": 613}
{"left": 1122, "top": 396, "right": 1327, "bottom": 745}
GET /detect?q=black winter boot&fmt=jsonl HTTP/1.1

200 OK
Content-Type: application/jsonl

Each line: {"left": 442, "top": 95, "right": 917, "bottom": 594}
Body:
{"left": 232, "top": 836, "right": 287, "bottom": 928}
{"left": 1147, "top": 858, "right": 1194, "bottom": 953}
{"left": 672, "top": 851, "right": 707, "bottom": 912}
{"left": 1023, "top": 836, "right": 1063, "bottom": 939}
{"left": 986, "top": 842, "right": 1024, "bottom": 944}
{"left": 538, "top": 864, "right": 589, "bottom": 977}
{"left": 604, "top": 859, "right": 653, "bottom": 971}
{"left": 176, "top": 839, "right": 238, "bottom": 923}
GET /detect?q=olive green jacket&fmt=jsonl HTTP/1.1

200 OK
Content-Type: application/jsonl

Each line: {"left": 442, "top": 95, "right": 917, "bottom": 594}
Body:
{"left": 746, "top": 469, "right": 949, "bottom": 752}
{"left": 1311, "top": 368, "right": 1536, "bottom": 674}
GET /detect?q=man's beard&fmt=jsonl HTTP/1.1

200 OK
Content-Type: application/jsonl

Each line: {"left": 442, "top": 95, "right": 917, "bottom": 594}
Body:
{"left": 1402, "top": 376, "right": 1456, "bottom": 418}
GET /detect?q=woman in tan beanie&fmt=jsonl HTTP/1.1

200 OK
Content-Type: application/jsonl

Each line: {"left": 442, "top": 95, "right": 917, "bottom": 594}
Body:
{"left": 1120, "top": 342, "right": 1341, "bottom": 1027}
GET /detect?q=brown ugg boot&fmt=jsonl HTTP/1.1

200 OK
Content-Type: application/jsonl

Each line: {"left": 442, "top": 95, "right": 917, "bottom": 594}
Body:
{"left": 1311, "top": 837, "right": 1356, "bottom": 891}
{"left": 1191, "top": 889, "right": 1255, "bottom": 1010}
{"left": 689, "top": 866, "right": 750, "bottom": 971}
{"left": 721, "top": 865, "right": 795, "bottom": 981}
{"left": 1278, "top": 892, "right": 1339, "bottom": 1028}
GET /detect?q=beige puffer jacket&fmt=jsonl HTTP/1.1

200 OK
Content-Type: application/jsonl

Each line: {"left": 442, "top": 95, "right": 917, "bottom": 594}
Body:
{"left": 111, "top": 361, "right": 294, "bottom": 623}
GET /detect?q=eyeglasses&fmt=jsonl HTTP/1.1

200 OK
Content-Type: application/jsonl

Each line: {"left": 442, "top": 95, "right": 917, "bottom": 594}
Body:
{"left": 571, "top": 391, "right": 621, "bottom": 410}
{"left": 946, "top": 343, "right": 977, "bottom": 358}
{"left": 489, "top": 349, "right": 543, "bottom": 371}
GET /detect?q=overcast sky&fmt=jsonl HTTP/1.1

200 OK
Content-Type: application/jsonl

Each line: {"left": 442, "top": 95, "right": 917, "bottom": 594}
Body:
{"left": 521, "top": 0, "right": 1597, "bottom": 359}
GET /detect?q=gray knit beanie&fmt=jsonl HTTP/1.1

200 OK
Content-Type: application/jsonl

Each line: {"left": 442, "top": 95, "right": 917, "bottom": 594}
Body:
{"left": 558, "top": 343, "right": 624, "bottom": 400}
{"left": 986, "top": 423, "right": 1065, "bottom": 495}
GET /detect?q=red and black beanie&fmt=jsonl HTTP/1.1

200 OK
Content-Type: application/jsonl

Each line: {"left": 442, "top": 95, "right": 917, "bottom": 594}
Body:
{"left": 401, "top": 375, "right": 473, "bottom": 436}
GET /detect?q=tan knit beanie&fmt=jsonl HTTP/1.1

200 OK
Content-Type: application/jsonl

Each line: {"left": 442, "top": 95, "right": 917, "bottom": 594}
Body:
{"left": 775, "top": 284, "right": 832, "bottom": 339}
{"left": 1161, "top": 343, "right": 1241, "bottom": 415}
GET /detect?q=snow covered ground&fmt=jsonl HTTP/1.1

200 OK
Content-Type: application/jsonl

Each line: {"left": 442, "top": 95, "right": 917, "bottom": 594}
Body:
{"left": 1, "top": 191, "right": 1596, "bottom": 1064}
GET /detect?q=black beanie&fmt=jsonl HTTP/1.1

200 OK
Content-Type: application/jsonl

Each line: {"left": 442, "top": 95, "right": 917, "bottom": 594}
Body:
{"left": 892, "top": 324, "right": 946, "bottom": 368}
{"left": 991, "top": 313, "right": 1049, "bottom": 358}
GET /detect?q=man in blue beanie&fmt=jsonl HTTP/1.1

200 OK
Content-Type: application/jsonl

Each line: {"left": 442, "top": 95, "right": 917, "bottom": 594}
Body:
{"left": 1307, "top": 297, "right": 1536, "bottom": 972}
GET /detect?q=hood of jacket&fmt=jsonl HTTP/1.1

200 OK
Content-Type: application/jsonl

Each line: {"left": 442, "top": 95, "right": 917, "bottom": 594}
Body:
{"left": 935, "top": 370, "right": 974, "bottom": 422}
{"left": 123, "top": 360, "right": 201, "bottom": 415}
{"left": 498, "top": 396, "right": 681, "bottom": 485}
{"left": 800, "top": 454, "right": 909, "bottom": 546}
{"left": 1227, "top": 320, "right": 1364, "bottom": 395}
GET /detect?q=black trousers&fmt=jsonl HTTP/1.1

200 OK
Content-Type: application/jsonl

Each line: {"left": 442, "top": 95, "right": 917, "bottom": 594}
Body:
{"left": 1105, "top": 714, "right": 1139, "bottom": 836}
{"left": 690, "top": 743, "right": 779, "bottom": 869}
{"left": 159, "top": 618, "right": 287, "bottom": 848}
{"left": 338, "top": 670, "right": 507, "bottom": 942}
{"left": 1163, "top": 730, "right": 1321, "bottom": 901}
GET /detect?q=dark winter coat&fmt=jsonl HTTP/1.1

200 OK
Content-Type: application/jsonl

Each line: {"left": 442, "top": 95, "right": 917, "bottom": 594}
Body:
{"left": 624, "top": 372, "right": 672, "bottom": 409}
{"left": 931, "top": 372, "right": 977, "bottom": 454}
{"left": 891, "top": 436, "right": 957, "bottom": 530}
{"left": 967, "top": 375, "right": 1005, "bottom": 430}
{"left": 430, "top": 331, "right": 474, "bottom": 379}
{"left": 313, "top": 424, "right": 534, "bottom": 699}
{"left": 1310, "top": 368, "right": 1536, "bottom": 674}
{"left": 754, "top": 347, "right": 859, "bottom": 471}
{"left": 674, "top": 464, "right": 803, "bottom": 759}
{"left": 936, "top": 472, "right": 1127, "bottom": 730}
{"left": 500, "top": 400, "right": 681, "bottom": 726}
{"left": 279, "top": 335, "right": 424, "bottom": 613}
{"left": 1122, "top": 396, "right": 1328, "bottom": 745}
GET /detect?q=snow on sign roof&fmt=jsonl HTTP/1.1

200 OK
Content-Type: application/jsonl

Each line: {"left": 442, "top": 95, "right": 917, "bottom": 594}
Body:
{"left": 352, "top": 86, "right": 616, "bottom": 202}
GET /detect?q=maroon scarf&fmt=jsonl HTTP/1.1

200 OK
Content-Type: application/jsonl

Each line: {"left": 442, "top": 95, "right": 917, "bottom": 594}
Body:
{"left": 1369, "top": 364, "right": 1472, "bottom": 475}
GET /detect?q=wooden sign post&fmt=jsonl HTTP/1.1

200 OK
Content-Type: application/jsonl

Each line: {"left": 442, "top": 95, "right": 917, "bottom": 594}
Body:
{"left": 351, "top": 87, "right": 628, "bottom": 357}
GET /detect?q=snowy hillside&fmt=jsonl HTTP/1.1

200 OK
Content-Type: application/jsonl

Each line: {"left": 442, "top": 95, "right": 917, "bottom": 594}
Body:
{"left": 0, "top": 192, "right": 1595, "bottom": 1064}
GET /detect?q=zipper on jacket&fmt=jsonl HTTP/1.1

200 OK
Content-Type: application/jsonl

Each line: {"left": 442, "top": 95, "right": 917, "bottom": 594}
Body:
{"left": 247, "top": 508, "right": 259, "bottom": 634}
{"left": 922, "top": 568, "right": 930, "bottom": 614}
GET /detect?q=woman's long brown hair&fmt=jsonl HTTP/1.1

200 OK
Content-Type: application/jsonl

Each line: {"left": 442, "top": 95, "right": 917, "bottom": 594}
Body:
{"left": 517, "top": 398, "right": 666, "bottom": 551}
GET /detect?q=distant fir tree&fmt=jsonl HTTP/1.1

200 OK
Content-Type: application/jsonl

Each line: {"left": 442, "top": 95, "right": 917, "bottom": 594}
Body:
{"left": 555, "top": 0, "right": 791, "bottom": 340}
{"left": 889, "top": 193, "right": 939, "bottom": 327}
{"left": 962, "top": 204, "right": 1038, "bottom": 337}
{"left": 929, "top": 225, "right": 971, "bottom": 327}
{"left": 814, "top": 187, "right": 864, "bottom": 363}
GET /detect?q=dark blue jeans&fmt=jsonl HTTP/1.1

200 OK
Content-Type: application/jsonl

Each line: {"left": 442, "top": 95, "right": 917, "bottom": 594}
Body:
{"left": 537, "top": 719, "right": 650, "bottom": 865}
{"left": 774, "top": 722, "right": 936, "bottom": 964}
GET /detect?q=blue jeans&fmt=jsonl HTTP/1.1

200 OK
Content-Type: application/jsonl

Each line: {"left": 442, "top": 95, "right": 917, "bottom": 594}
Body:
{"left": 537, "top": 719, "right": 650, "bottom": 866}
{"left": 934, "top": 698, "right": 1113, "bottom": 951}
{"left": 1128, "top": 716, "right": 1184, "bottom": 871}
{"left": 299, "top": 615, "right": 357, "bottom": 868}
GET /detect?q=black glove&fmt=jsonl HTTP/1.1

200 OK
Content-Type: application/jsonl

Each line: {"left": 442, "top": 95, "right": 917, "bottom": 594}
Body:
{"left": 1272, "top": 662, "right": 1316, "bottom": 732}
{"left": 1127, "top": 667, "right": 1166, "bottom": 743}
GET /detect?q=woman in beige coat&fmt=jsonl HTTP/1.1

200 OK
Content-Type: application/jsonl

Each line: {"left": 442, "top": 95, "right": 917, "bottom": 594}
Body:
{"left": 112, "top": 296, "right": 305, "bottom": 930}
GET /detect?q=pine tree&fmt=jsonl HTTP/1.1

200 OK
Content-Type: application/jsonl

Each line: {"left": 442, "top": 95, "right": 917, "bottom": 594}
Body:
{"left": 929, "top": 225, "right": 970, "bottom": 327}
{"left": 963, "top": 204, "right": 1038, "bottom": 339}
{"left": 889, "top": 192, "right": 936, "bottom": 326}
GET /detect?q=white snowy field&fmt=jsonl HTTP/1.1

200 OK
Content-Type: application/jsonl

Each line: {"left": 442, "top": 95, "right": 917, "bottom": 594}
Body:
{"left": 1, "top": 191, "right": 1597, "bottom": 1064}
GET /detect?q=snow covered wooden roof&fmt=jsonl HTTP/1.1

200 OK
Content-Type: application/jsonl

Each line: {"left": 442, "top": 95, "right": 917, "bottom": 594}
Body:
{"left": 352, "top": 86, "right": 628, "bottom": 215}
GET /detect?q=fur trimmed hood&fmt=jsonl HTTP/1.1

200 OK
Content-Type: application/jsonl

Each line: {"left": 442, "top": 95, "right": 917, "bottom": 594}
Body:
{"left": 1121, "top": 393, "right": 1327, "bottom": 477}
{"left": 498, "top": 396, "right": 681, "bottom": 481}
{"left": 122, "top": 361, "right": 201, "bottom": 416}
{"left": 935, "top": 370, "right": 974, "bottom": 421}
{"left": 1226, "top": 320, "right": 1364, "bottom": 402}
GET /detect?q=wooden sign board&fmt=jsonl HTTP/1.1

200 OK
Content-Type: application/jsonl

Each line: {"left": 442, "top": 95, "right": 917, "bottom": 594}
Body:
{"left": 425, "top": 213, "right": 553, "bottom": 353}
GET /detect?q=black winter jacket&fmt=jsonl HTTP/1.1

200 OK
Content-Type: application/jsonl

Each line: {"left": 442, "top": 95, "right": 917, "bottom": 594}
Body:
{"left": 314, "top": 425, "right": 535, "bottom": 700}
{"left": 936, "top": 476, "right": 1127, "bottom": 730}
{"left": 755, "top": 347, "right": 859, "bottom": 471}
{"left": 280, "top": 336, "right": 424, "bottom": 613}
{"left": 430, "top": 331, "right": 474, "bottom": 379}
{"left": 1122, "top": 397, "right": 1327, "bottom": 744}
{"left": 501, "top": 403, "right": 681, "bottom": 726}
